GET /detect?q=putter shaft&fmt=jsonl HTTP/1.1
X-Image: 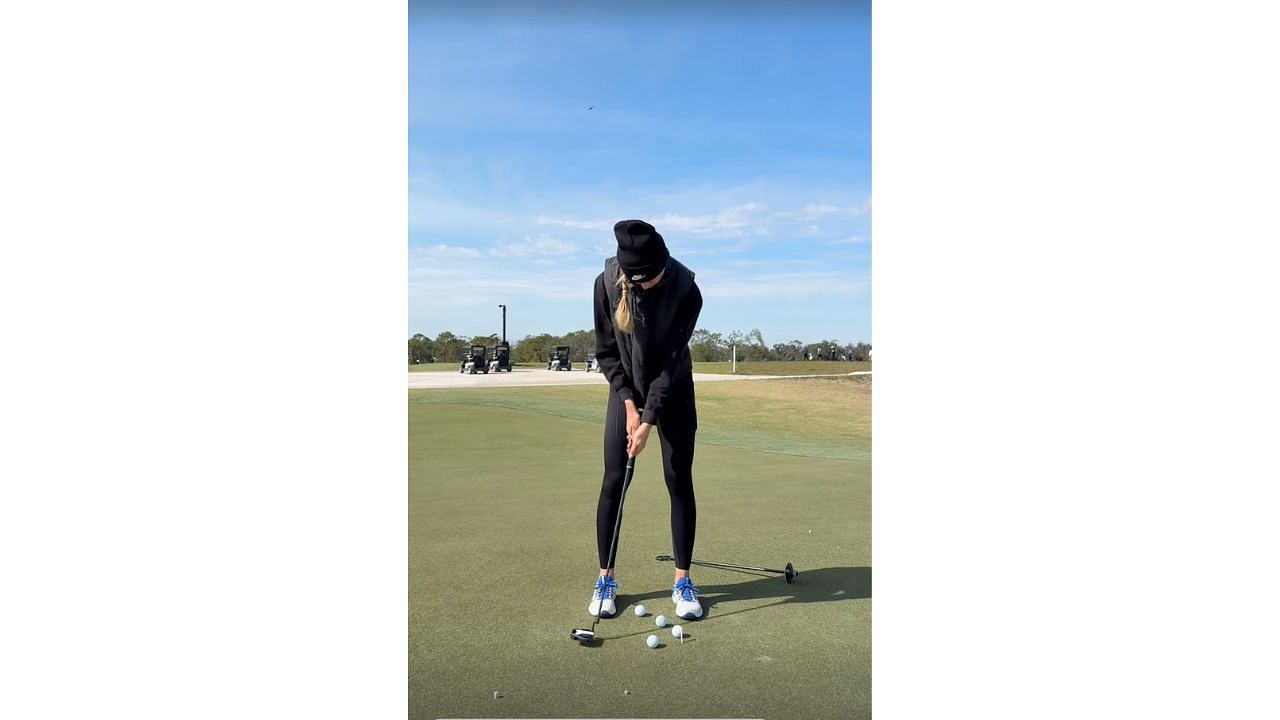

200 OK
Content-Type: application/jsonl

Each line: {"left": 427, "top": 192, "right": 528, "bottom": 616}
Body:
{"left": 656, "top": 555, "right": 787, "bottom": 575}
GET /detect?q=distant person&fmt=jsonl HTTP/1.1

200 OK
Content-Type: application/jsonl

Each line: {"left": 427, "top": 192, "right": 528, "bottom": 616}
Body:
{"left": 587, "top": 219, "right": 705, "bottom": 622}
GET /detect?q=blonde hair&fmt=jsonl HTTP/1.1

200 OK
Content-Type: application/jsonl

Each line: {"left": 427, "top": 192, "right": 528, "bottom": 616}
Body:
{"left": 614, "top": 273, "right": 633, "bottom": 334}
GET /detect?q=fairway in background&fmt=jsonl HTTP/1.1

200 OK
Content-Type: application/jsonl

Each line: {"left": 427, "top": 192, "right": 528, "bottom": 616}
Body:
{"left": 695, "top": 360, "right": 872, "bottom": 375}
{"left": 411, "top": 376, "right": 870, "bottom": 460}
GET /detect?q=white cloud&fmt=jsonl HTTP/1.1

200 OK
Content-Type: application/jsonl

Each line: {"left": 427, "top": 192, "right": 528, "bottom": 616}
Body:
{"left": 680, "top": 239, "right": 757, "bottom": 256}
{"left": 697, "top": 269, "right": 870, "bottom": 302}
{"left": 648, "top": 203, "right": 768, "bottom": 238}
{"left": 535, "top": 216, "right": 613, "bottom": 232}
{"left": 411, "top": 270, "right": 594, "bottom": 302}
{"left": 775, "top": 201, "right": 870, "bottom": 223}
{"left": 537, "top": 203, "right": 771, "bottom": 240}
{"left": 723, "top": 257, "right": 822, "bottom": 268}
{"left": 533, "top": 197, "right": 870, "bottom": 245}
{"left": 829, "top": 235, "right": 868, "bottom": 245}
{"left": 421, "top": 244, "right": 482, "bottom": 258}
{"left": 799, "top": 203, "right": 841, "bottom": 217}
{"left": 492, "top": 235, "right": 582, "bottom": 259}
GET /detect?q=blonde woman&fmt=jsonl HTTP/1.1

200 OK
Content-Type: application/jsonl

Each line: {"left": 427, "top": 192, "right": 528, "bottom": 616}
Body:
{"left": 588, "top": 220, "right": 705, "bottom": 621}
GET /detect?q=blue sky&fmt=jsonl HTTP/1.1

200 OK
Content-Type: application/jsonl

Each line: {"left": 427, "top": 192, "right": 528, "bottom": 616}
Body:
{"left": 409, "top": 0, "right": 870, "bottom": 346}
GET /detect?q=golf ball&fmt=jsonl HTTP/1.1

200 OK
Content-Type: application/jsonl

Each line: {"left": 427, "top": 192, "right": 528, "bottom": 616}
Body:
{"left": 655, "top": 614, "right": 667, "bottom": 628}
{"left": 634, "top": 604, "right": 646, "bottom": 617}
{"left": 646, "top": 634, "right": 660, "bottom": 649}
{"left": 672, "top": 625, "right": 684, "bottom": 638}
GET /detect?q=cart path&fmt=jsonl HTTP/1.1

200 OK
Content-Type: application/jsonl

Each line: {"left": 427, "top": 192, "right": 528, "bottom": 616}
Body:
{"left": 409, "top": 368, "right": 870, "bottom": 390}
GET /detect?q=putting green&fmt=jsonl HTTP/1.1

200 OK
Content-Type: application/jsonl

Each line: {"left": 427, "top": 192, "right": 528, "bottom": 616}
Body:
{"left": 410, "top": 381, "right": 870, "bottom": 720}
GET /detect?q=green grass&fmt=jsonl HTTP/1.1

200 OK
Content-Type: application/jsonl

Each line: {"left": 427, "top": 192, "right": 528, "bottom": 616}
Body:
{"left": 409, "top": 378, "right": 871, "bottom": 719}
{"left": 695, "top": 360, "right": 872, "bottom": 375}
{"left": 410, "top": 377, "right": 870, "bottom": 460}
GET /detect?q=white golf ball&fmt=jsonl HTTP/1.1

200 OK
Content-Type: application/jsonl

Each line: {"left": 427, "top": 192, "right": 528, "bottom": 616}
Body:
{"left": 672, "top": 624, "right": 684, "bottom": 638}
{"left": 646, "top": 634, "right": 659, "bottom": 649}
{"left": 634, "top": 604, "right": 646, "bottom": 617}
{"left": 655, "top": 614, "right": 668, "bottom": 628}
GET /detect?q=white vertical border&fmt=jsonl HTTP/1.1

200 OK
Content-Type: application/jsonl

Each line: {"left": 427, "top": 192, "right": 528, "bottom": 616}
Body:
{"left": 0, "top": 1, "right": 407, "bottom": 718}
{"left": 876, "top": 1, "right": 1280, "bottom": 718}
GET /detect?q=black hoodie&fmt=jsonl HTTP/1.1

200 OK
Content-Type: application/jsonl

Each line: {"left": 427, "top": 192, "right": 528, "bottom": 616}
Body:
{"left": 593, "top": 256, "right": 703, "bottom": 426}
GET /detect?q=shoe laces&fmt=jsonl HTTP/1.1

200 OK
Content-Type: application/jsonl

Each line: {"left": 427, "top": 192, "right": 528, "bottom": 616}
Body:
{"left": 673, "top": 577, "right": 700, "bottom": 602}
{"left": 593, "top": 576, "right": 618, "bottom": 600}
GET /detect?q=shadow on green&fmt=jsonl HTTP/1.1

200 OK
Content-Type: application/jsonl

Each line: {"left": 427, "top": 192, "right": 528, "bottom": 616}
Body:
{"left": 589, "top": 566, "right": 872, "bottom": 643}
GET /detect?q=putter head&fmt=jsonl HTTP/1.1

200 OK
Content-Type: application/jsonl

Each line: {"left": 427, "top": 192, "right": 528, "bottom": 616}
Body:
{"left": 570, "top": 628, "right": 597, "bottom": 644}
{"left": 784, "top": 562, "right": 797, "bottom": 584}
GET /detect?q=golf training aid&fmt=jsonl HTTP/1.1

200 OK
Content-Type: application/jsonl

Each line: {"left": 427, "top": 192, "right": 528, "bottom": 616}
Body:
{"left": 571, "top": 455, "right": 637, "bottom": 645}
{"left": 655, "top": 554, "right": 798, "bottom": 584}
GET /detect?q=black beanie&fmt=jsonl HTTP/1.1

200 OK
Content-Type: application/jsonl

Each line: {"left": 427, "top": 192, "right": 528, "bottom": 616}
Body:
{"left": 614, "top": 219, "right": 670, "bottom": 283}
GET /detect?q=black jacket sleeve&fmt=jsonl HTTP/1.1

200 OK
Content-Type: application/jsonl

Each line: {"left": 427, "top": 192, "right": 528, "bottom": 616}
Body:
{"left": 639, "top": 282, "right": 702, "bottom": 426}
{"left": 593, "top": 272, "right": 636, "bottom": 404}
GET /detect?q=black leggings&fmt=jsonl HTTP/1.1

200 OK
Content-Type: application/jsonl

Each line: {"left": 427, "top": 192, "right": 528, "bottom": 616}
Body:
{"left": 596, "top": 387, "right": 697, "bottom": 571}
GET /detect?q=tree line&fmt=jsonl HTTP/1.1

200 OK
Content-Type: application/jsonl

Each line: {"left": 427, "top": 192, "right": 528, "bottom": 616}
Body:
{"left": 409, "top": 328, "right": 870, "bottom": 364}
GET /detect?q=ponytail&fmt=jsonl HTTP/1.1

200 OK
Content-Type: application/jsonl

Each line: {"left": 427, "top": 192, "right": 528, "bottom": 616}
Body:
{"left": 614, "top": 273, "right": 633, "bottom": 334}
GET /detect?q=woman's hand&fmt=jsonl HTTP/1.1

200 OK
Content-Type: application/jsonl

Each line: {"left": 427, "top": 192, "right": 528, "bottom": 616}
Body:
{"left": 628, "top": 422, "right": 654, "bottom": 457}
{"left": 624, "top": 399, "right": 641, "bottom": 439}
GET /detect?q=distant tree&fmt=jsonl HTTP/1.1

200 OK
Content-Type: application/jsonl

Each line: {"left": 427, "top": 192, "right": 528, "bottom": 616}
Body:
{"left": 690, "top": 328, "right": 726, "bottom": 362}
{"left": 422, "top": 325, "right": 865, "bottom": 365}
{"left": 801, "top": 339, "right": 839, "bottom": 361}
{"left": 562, "top": 328, "right": 595, "bottom": 362}
{"left": 740, "top": 328, "right": 769, "bottom": 361}
{"left": 434, "top": 331, "right": 467, "bottom": 363}
{"left": 724, "top": 330, "right": 748, "bottom": 362}
{"left": 818, "top": 339, "right": 841, "bottom": 360}
{"left": 512, "top": 333, "right": 556, "bottom": 363}
{"left": 408, "top": 333, "right": 431, "bottom": 364}
{"left": 724, "top": 329, "right": 767, "bottom": 361}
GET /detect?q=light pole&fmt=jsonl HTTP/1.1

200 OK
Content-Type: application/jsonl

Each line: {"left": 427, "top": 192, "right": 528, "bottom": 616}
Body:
{"left": 498, "top": 304, "right": 507, "bottom": 344}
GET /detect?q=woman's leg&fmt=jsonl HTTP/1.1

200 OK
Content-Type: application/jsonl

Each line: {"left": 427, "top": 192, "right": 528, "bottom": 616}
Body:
{"left": 596, "top": 389, "right": 631, "bottom": 571}
{"left": 658, "top": 388, "right": 703, "bottom": 619}
{"left": 657, "top": 394, "right": 698, "bottom": 573}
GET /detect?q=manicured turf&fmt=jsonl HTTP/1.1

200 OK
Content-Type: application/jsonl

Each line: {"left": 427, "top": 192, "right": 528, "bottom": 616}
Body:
{"left": 695, "top": 360, "right": 872, "bottom": 375}
{"left": 409, "top": 378, "right": 871, "bottom": 720}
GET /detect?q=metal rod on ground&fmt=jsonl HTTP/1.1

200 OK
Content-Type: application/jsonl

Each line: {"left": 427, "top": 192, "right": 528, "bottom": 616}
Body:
{"left": 655, "top": 554, "right": 797, "bottom": 583}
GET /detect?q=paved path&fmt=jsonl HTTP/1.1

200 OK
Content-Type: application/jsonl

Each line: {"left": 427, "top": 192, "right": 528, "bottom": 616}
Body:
{"left": 409, "top": 368, "right": 870, "bottom": 390}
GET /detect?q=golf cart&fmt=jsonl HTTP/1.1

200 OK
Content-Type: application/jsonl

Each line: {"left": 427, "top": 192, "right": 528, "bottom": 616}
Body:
{"left": 488, "top": 342, "right": 513, "bottom": 373}
{"left": 459, "top": 345, "right": 488, "bottom": 374}
{"left": 585, "top": 351, "right": 599, "bottom": 372}
{"left": 547, "top": 345, "right": 572, "bottom": 371}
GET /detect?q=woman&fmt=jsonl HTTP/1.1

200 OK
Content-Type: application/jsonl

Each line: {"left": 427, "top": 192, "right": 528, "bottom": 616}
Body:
{"left": 588, "top": 219, "right": 705, "bottom": 621}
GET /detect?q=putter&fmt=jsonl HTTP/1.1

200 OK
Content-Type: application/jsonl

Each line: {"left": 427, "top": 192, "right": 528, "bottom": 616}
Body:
{"left": 655, "top": 554, "right": 798, "bottom": 584}
{"left": 571, "top": 455, "right": 637, "bottom": 645}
